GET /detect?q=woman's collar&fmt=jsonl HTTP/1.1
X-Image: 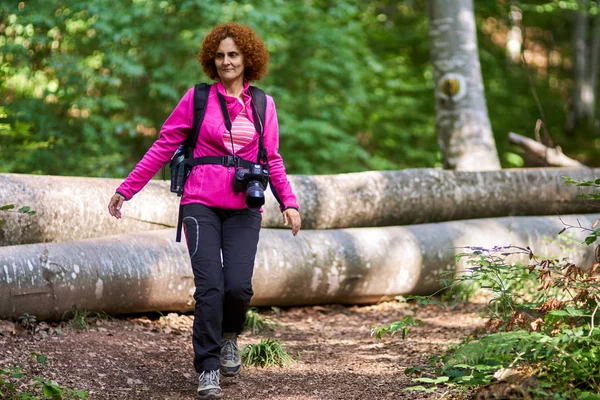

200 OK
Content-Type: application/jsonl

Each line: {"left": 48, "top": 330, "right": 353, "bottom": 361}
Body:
{"left": 216, "top": 80, "right": 250, "bottom": 102}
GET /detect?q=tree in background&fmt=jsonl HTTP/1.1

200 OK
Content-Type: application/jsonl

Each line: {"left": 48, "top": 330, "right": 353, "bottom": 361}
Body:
{"left": 1, "top": 0, "right": 598, "bottom": 177}
{"left": 426, "top": 0, "right": 501, "bottom": 170}
{"left": 567, "top": 0, "right": 600, "bottom": 135}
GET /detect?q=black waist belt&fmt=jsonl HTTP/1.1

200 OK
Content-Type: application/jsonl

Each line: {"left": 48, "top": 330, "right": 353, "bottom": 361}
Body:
{"left": 184, "top": 155, "right": 255, "bottom": 169}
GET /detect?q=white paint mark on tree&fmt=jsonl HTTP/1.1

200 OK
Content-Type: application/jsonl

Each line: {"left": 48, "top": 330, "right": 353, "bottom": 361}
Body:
{"left": 95, "top": 278, "right": 103, "bottom": 300}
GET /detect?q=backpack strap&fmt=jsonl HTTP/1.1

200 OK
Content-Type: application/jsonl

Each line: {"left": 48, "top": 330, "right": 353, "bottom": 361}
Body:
{"left": 249, "top": 86, "right": 268, "bottom": 164}
{"left": 186, "top": 83, "right": 211, "bottom": 158}
{"left": 248, "top": 86, "right": 286, "bottom": 210}
{"left": 175, "top": 83, "right": 211, "bottom": 243}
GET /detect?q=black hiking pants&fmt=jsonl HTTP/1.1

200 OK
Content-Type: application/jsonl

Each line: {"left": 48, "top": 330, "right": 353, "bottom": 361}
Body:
{"left": 182, "top": 203, "right": 262, "bottom": 373}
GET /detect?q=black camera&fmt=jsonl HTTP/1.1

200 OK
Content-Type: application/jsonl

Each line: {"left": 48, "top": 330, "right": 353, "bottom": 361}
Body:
{"left": 233, "top": 163, "right": 269, "bottom": 209}
{"left": 170, "top": 144, "right": 188, "bottom": 197}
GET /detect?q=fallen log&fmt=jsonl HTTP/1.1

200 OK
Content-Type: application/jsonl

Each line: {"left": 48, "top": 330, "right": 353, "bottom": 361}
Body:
{"left": 2, "top": 168, "right": 599, "bottom": 246}
{"left": 508, "top": 132, "right": 588, "bottom": 168}
{"left": 1, "top": 214, "right": 597, "bottom": 320}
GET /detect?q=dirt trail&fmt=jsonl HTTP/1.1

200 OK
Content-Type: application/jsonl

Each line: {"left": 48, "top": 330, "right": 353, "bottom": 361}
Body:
{"left": 0, "top": 301, "right": 485, "bottom": 399}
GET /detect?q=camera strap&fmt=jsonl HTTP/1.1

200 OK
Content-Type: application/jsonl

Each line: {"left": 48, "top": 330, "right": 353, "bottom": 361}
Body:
{"left": 215, "top": 87, "right": 268, "bottom": 167}
{"left": 216, "top": 91, "right": 236, "bottom": 158}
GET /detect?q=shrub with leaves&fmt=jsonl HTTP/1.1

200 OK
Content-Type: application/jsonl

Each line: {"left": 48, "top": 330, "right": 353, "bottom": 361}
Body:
{"left": 17, "top": 313, "right": 39, "bottom": 334}
{"left": 0, "top": 365, "right": 88, "bottom": 399}
{"left": 371, "top": 315, "right": 424, "bottom": 340}
{"left": 404, "top": 242, "right": 600, "bottom": 398}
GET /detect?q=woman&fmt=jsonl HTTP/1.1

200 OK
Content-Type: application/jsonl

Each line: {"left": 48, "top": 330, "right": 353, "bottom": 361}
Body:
{"left": 107, "top": 22, "right": 301, "bottom": 399}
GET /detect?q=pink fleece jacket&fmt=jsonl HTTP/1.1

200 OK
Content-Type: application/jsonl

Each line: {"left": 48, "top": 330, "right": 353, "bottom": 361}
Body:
{"left": 116, "top": 82, "right": 299, "bottom": 211}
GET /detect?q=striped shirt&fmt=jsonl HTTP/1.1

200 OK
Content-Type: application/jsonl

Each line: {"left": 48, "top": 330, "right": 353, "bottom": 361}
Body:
{"left": 225, "top": 107, "right": 256, "bottom": 153}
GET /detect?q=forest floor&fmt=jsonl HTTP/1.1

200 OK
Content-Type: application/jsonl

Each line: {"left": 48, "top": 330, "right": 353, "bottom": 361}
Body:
{"left": 0, "top": 300, "right": 487, "bottom": 400}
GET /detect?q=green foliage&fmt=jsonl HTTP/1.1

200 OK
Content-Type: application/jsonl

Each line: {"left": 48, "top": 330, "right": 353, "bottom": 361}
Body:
{"left": 30, "top": 353, "right": 48, "bottom": 366}
{"left": 241, "top": 338, "right": 294, "bottom": 367}
{"left": 17, "top": 313, "right": 39, "bottom": 334}
{"left": 0, "top": 204, "right": 36, "bottom": 228}
{"left": 561, "top": 176, "right": 600, "bottom": 244}
{"left": 404, "top": 241, "right": 600, "bottom": 398}
{"left": 371, "top": 315, "right": 423, "bottom": 340}
{"left": 438, "top": 327, "right": 600, "bottom": 394}
{"left": 61, "top": 307, "right": 110, "bottom": 330}
{"left": 454, "top": 246, "right": 552, "bottom": 325}
{"left": 2, "top": 1, "right": 597, "bottom": 175}
{"left": 563, "top": 176, "right": 600, "bottom": 200}
{"left": 0, "top": 366, "right": 88, "bottom": 399}
{"left": 244, "top": 308, "right": 278, "bottom": 335}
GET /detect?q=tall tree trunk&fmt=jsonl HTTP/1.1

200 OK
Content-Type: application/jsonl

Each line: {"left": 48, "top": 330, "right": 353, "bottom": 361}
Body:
{"left": 506, "top": 4, "right": 523, "bottom": 63}
{"left": 589, "top": 11, "right": 600, "bottom": 131}
{"left": 426, "top": 0, "right": 501, "bottom": 170}
{"left": 567, "top": 0, "right": 595, "bottom": 134}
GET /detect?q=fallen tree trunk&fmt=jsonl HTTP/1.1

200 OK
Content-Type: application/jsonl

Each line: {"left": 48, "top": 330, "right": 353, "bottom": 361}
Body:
{"left": 1, "top": 214, "right": 597, "bottom": 320}
{"left": 2, "top": 168, "right": 599, "bottom": 246}
{"left": 508, "top": 132, "right": 588, "bottom": 168}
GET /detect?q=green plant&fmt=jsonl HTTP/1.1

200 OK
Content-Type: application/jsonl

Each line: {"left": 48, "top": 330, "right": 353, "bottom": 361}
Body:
{"left": 563, "top": 176, "right": 600, "bottom": 244}
{"left": 32, "top": 377, "right": 88, "bottom": 400}
{"left": 0, "top": 366, "right": 88, "bottom": 399}
{"left": 69, "top": 309, "right": 90, "bottom": 330}
{"left": 61, "top": 307, "right": 110, "bottom": 330}
{"left": 403, "top": 242, "right": 600, "bottom": 398}
{"left": 244, "top": 308, "right": 278, "bottom": 335}
{"left": 17, "top": 313, "right": 39, "bottom": 334}
{"left": 455, "top": 245, "right": 559, "bottom": 326}
{"left": 371, "top": 316, "right": 424, "bottom": 340}
{"left": 30, "top": 353, "right": 48, "bottom": 366}
{"left": 0, "top": 366, "right": 25, "bottom": 397}
{"left": 241, "top": 339, "right": 294, "bottom": 367}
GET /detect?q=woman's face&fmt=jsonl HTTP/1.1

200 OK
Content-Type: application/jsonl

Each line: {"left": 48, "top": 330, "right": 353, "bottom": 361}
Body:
{"left": 215, "top": 37, "right": 245, "bottom": 84}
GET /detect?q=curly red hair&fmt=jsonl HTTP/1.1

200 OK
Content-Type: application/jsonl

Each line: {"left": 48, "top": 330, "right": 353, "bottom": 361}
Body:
{"left": 198, "top": 23, "right": 269, "bottom": 82}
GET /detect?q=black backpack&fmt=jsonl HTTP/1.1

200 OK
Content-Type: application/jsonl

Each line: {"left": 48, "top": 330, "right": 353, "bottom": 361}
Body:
{"left": 169, "top": 83, "right": 268, "bottom": 241}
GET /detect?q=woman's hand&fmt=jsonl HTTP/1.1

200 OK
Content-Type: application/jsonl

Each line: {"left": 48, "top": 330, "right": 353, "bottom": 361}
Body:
{"left": 108, "top": 193, "right": 125, "bottom": 219}
{"left": 282, "top": 208, "right": 301, "bottom": 236}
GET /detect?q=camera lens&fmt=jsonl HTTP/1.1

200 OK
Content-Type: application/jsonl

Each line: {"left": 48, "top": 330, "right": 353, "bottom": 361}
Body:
{"left": 245, "top": 180, "right": 265, "bottom": 209}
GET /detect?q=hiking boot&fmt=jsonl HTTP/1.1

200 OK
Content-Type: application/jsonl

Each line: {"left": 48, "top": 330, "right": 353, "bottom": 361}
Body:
{"left": 220, "top": 332, "right": 241, "bottom": 377}
{"left": 197, "top": 370, "right": 222, "bottom": 399}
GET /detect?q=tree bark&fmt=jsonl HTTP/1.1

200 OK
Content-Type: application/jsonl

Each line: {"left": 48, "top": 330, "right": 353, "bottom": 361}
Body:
{"left": 508, "top": 132, "right": 588, "bottom": 168}
{"left": 590, "top": 11, "right": 600, "bottom": 130}
{"left": 506, "top": 5, "right": 523, "bottom": 63}
{"left": 426, "top": 0, "right": 501, "bottom": 170}
{"left": 2, "top": 169, "right": 600, "bottom": 245}
{"left": 567, "top": 0, "right": 595, "bottom": 134}
{"left": 1, "top": 214, "right": 597, "bottom": 320}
